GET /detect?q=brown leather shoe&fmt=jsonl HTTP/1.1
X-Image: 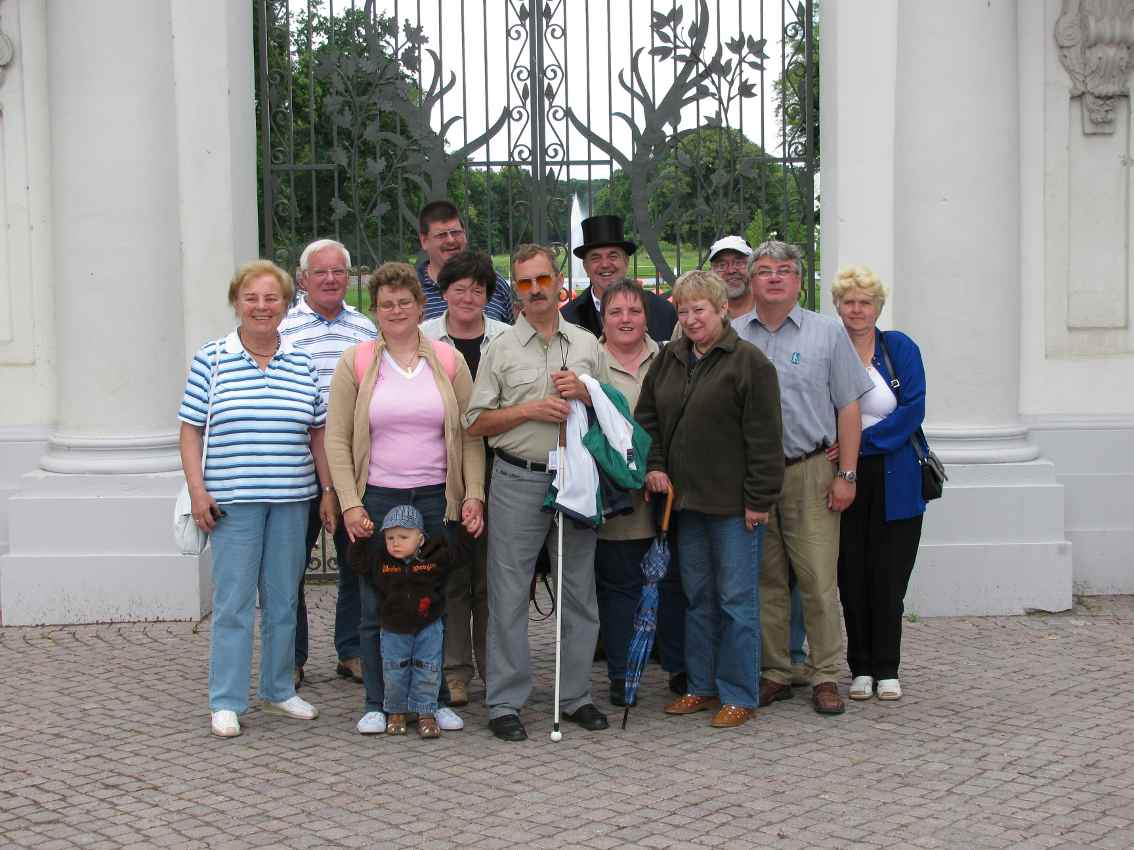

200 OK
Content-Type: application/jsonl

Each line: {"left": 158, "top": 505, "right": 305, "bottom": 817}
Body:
{"left": 759, "top": 678, "right": 793, "bottom": 707}
{"left": 447, "top": 679, "right": 469, "bottom": 707}
{"left": 709, "top": 704, "right": 754, "bottom": 728}
{"left": 812, "top": 681, "right": 846, "bottom": 715}
{"left": 417, "top": 714, "right": 441, "bottom": 738}
{"left": 336, "top": 657, "right": 363, "bottom": 683}
{"left": 664, "top": 694, "right": 721, "bottom": 715}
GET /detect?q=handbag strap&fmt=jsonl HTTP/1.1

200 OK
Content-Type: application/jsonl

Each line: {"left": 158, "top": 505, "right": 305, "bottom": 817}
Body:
{"left": 876, "top": 331, "right": 928, "bottom": 462}
{"left": 200, "top": 339, "right": 221, "bottom": 474}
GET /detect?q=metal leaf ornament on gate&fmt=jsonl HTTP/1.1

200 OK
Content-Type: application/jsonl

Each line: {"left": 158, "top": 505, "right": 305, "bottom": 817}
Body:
{"left": 565, "top": 0, "right": 768, "bottom": 283}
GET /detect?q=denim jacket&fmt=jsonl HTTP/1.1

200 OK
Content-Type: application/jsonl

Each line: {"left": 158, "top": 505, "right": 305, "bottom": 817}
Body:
{"left": 862, "top": 329, "right": 928, "bottom": 521}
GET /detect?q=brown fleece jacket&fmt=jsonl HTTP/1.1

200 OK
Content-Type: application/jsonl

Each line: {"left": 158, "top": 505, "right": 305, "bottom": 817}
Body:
{"left": 351, "top": 536, "right": 450, "bottom": 634}
{"left": 635, "top": 324, "right": 784, "bottom": 514}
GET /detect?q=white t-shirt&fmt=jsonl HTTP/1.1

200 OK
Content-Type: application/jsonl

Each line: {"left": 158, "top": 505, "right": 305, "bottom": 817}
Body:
{"left": 860, "top": 364, "right": 897, "bottom": 429}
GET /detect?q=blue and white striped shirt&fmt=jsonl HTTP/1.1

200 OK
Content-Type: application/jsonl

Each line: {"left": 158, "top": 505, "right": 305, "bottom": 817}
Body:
{"left": 279, "top": 298, "right": 377, "bottom": 403}
{"left": 416, "top": 258, "right": 515, "bottom": 324}
{"left": 178, "top": 332, "right": 327, "bottom": 504}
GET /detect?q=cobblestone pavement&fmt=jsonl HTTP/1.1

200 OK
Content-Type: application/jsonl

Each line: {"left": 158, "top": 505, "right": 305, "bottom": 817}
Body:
{"left": 1, "top": 589, "right": 1132, "bottom": 850}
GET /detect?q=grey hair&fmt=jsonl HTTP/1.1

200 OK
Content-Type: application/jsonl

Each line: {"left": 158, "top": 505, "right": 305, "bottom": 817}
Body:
{"left": 299, "top": 239, "right": 351, "bottom": 272}
{"left": 748, "top": 240, "right": 803, "bottom": 277}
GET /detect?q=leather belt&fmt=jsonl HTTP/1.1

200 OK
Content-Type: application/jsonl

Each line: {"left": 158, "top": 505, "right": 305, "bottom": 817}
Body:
{"left": 785, "top": 445, "right": 826, "bottom": 467}
{"left": 494, "top": 449, "right": 549, "bottom": 473}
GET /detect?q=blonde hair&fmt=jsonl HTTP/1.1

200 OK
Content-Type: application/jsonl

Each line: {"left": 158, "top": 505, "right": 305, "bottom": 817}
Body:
{"left": 672, "top": 269, "right": 727, "bottom": 311}
{"left": 368, "top": 261, "right": 425, "bottom": 312}
{"left": 831, "top": 265, "right": 888, "bottom": 309}
{"left": 227, "top": 260, "right": 294, "bottom": 306}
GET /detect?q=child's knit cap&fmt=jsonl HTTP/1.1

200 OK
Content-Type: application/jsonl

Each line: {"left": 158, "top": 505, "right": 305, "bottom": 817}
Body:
{"left": 381, "top": 504, "right": 424, "bottom": 532}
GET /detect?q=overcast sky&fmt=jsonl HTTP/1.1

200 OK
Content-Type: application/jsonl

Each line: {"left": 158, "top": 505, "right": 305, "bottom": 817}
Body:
{"left": 362, "top": 0, "right": 796, "bottom": 201}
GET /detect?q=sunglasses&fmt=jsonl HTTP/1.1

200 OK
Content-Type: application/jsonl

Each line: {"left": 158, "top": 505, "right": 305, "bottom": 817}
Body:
{"left": 513, "top": 273, "right": 558, "bottom": 294}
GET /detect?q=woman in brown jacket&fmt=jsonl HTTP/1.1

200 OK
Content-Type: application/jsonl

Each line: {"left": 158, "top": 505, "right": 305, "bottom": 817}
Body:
{"left": 636, "top": 270, "right": 784, "bottom": 729}
{"left": 324, "top": 262, "right": 485, "bottom": 737}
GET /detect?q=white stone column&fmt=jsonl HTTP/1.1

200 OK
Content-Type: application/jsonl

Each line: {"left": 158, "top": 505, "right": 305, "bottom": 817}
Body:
{"left": 889, "top": 0, "right": 1071, "bottom": 615}
{"left": 0, "top": 0, "right": 256, "bottom": 625}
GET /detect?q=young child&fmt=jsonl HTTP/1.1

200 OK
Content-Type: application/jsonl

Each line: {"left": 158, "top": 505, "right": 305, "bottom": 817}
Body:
{"left": 358, "top": 505, "right": 450, "bottom": 738}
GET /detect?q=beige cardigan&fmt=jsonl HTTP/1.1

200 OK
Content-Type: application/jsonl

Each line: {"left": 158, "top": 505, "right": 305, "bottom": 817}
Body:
{"left": 325, "top": 334, "right": 486, "bottom": 521}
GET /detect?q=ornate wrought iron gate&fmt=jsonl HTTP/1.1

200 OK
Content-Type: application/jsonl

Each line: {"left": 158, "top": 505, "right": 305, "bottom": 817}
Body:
{"left": 255, "top": 0, "right": 818, "bottom": 578}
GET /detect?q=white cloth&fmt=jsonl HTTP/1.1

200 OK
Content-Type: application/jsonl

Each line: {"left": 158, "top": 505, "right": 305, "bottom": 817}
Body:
{"left": 551, "top": 398, "right": 600, "bottom": 522}
{"left": 579, "top": 374, "right": 637, "bottom": 471}
{"left": 860, "top": 364, "right": 897, "bottom": 429}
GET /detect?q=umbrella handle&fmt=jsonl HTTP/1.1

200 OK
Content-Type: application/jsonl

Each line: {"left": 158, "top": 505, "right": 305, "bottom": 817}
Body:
{"left": 660, "top": 484, "right": 675, "bottom": 533}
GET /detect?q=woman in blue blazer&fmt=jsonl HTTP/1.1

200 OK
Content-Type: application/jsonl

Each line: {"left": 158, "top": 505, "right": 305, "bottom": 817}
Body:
{"left": 829, "top": 266, "right": 928, "bottom": 702}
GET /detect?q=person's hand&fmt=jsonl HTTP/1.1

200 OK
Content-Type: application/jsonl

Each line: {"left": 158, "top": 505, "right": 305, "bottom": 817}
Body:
{"left": 644, "top": 470, "right": 671, "bottom": 501}
{"left": 551, "top": 370, "right": 586, "bottom": 401}
{"left": 828, "top": 476, "right": 856, "bottom": 512}
{"left": 344, "top": 505, "right": 374, "bottom": 542}
{"left": 744, "top": 508, "right": 769, "bottom": 531}
{"left": 525, "top": 396, "right": 571, "bottom": 423}
{"left": 190, "top": 487, "right": 222, "bottom": 532}
{"left": 825, "top": 442, "right": 840, "bottom": 463}
{"left": 461, "top": 498, "right": 485, "bottom": 538}
{"left": 319, "top": 490, "right": 338, "bottom": 535}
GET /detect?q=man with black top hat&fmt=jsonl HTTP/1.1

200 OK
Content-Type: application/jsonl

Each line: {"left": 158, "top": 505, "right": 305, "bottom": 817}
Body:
{"left": 562, "top": 215, "right": 677, "bottom": 342}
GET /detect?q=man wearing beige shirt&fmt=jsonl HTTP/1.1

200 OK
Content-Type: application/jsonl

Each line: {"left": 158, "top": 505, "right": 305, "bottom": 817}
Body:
{"left": 464, "top": 243, "right": 606, "bottom": 742}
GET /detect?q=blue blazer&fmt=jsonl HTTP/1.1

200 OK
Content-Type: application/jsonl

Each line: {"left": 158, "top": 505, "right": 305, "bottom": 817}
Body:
{"left": 861, "top": 329, "right": 928, "bottom": 521}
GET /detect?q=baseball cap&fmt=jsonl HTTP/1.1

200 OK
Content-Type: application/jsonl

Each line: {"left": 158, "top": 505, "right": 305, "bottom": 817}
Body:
{"left": 381, "top": 504, "right": 424, "bottom": 532}
{"left": 707, "top": 235, "right": 753, "bottom": 261}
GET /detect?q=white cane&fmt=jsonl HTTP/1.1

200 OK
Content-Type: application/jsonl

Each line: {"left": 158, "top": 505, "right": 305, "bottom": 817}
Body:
{"left": 550, "top": 419, "right": 567, "bottom": 743}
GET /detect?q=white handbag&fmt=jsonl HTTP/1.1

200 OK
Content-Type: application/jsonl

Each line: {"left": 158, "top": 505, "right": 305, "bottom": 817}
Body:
{"left": 174, "top": 340, "right": 221, "bottom": 555}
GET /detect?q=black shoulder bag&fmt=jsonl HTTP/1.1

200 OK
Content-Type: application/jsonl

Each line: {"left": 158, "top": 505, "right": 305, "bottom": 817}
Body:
{"left": 876, "top": 333, "right": 947, "bottom": 501}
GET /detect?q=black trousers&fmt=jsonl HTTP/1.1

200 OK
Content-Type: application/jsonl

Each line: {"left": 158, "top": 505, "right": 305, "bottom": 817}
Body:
{"left": 837, "top": 454, "right": 924, "bottom": 680}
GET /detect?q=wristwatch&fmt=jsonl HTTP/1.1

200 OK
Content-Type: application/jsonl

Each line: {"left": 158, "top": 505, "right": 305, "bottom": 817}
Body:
{"left": 836, "top": 470, "right": 857, "bottom": 483}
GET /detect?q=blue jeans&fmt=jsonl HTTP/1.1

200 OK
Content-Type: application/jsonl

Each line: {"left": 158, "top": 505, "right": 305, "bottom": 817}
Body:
{"left": 789, "top": 569, "right": 807, "bottom": 667}
{"left": 295, "top": 499, "right": 359, "bottom": 667}
{"left": 657, "top": 526, "right": 687, "bottom": 675}
{"left": 381, "top": 619, "right": 444, "bottom": 714}
{"left": 677, "top": 511, "right": 764, "bottom": 709}
{"left": 208, "top": 500, "right": 308, "bottom": 713}
{"left": 357, "top": 484, "right": 452, "bottom": 714}
{"left": 595, "top": 537, "right": 651, "bottom": 681}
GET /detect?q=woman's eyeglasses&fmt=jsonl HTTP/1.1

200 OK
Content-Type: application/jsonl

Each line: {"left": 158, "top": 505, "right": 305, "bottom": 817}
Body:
{"left": 513, "top": 273, "right": 557, "bottom": 294}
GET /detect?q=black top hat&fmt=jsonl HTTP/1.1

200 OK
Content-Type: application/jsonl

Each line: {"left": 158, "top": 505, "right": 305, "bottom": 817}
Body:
{"left": 573, "top": 215, "right": 637, "bottom": 259}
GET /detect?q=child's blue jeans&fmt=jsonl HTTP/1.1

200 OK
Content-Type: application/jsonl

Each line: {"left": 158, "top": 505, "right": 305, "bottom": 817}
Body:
{"left": 381, "top": 618, "right": 443, "bottom": 715}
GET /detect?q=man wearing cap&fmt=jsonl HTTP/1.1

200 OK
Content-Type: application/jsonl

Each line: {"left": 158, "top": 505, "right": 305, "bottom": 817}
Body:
{"left": 733, "top": 240, "right": 871, "bottom": 716}
{"left": 709, "top": 235, "right": 758, "bottom": 318}
{"left": 561, "top": 215, "right": 676, "bottom": 342}
{"left": 464, "top": 242, "right": 607, "bottom": 742}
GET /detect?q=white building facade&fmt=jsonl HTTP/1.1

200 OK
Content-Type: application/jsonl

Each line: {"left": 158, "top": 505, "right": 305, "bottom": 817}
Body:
{"left": 0, "top": 0, "right": 1130, "bottom": 624}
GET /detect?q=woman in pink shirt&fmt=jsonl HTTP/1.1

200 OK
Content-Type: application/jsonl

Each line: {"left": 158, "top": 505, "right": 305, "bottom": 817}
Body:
{"left": 325, "top": 262, "right": 485, "bottom": 736}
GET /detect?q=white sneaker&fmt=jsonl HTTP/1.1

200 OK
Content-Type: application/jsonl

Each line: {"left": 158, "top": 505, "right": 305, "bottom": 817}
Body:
{"left": 263, "top": 695, "right": 318, "bottom": 720}
{"left": 357, "top": 711, "right": 387, "bottom": 734}
{"left": 876, "top": 678, "right": 902, "bottom": 700}
{"left": 849, "top": 675, "right": 875, "bottom": 700}
{"left": 211, "top": 710, "right": 241, "bottom": 738}
{"left": 435, "top": 706, "right": 464, "bottom": 731}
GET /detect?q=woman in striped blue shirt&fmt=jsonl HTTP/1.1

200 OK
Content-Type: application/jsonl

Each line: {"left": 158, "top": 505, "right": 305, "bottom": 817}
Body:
{"left": 179, "top": 260, "right": 337, "bottom": 739}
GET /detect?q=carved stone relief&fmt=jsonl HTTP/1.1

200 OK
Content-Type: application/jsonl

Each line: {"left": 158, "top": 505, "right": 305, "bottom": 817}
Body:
{"left": 1056, "top": 0, "right": 1134, "bottom": 134}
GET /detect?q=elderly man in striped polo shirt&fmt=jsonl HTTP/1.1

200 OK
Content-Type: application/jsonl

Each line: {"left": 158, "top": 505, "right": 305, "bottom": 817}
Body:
{"left": 280, "top": 238, "right": 377, "bottom": 688}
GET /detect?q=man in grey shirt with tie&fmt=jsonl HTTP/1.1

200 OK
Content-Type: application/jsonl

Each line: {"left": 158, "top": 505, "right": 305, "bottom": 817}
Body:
{"left": 733, "top": 241, "right": 871, "bottom": 715}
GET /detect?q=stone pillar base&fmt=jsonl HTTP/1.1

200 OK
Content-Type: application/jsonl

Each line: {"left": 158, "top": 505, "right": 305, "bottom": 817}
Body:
{"left": 906, "top": 459, "right": 1072, "bottom": 617}
{"left": 0, "top": 471, "right": 212, "bottom": 625}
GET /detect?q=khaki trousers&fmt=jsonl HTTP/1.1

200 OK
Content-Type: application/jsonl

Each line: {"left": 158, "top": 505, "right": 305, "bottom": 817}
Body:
{"left": 760, "top": 452, "right": 844, "bottom": 685}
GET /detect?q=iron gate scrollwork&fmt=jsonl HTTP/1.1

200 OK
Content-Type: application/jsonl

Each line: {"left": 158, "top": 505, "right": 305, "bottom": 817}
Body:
{"left": 255, "top": 0, "right": 818, "bottom": 579}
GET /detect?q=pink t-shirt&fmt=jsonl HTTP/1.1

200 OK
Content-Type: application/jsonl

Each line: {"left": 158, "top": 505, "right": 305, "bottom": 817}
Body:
{"left": 367, "top": 353, "right": 448, "bottom": 488}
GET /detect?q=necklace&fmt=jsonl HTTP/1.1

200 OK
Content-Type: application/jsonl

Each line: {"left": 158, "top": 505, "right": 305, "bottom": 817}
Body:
{"left": 239, "top": 328, "right": 279, "bottom": 358}
{"left": 385, "top": 343, "right": 420, "bottom": 374}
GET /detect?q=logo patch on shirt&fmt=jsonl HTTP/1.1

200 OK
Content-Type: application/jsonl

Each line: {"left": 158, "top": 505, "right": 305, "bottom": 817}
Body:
{"left": 790, "top": 352, "right": 801, "bottom": 364}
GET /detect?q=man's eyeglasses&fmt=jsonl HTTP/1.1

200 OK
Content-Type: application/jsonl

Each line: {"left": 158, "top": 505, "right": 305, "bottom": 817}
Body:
{"left": 712, "top": 258, "right": 749, "bottom": 271}
{"left": 308, "top": 267, "right": 349, "bottom": 280}
{"left": 753, "top": 266, "right": 799, "bottom": 279}
{"left": 428, "top": 228, "right": 465, "bottom": 241}
{"left": 513, "top": 273, "right": 557, "bottom": 294}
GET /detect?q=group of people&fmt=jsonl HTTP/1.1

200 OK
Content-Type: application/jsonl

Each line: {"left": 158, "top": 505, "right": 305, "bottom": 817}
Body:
{"left": 179, "top": 203, "right": 930, "bottom": 740}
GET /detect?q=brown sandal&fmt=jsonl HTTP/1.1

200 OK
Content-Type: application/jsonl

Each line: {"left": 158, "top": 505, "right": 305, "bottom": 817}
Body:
{"left": 417, "top": 714, "right": 441, "bottom": 738}
{"left": 386, "top": 713, "right": 407, "bottom": 735}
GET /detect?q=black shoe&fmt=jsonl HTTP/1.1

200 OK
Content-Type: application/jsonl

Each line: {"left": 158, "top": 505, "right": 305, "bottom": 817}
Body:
{"left": 668, "top": 672, "right": 688, "bottom": 695}
{"left": 489, "top": 713, "right": 528, "bottom": 742}
{"left": 609, "top": 679, "right": 636, "bottom": 708}
{"left": 564, "top": 703, "right": 609, "bottom": 731}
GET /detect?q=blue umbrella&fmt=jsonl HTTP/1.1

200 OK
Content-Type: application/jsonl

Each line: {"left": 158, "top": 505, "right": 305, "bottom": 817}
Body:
{"left": 622, "top": 484, "right": 675, "bottom": 729}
